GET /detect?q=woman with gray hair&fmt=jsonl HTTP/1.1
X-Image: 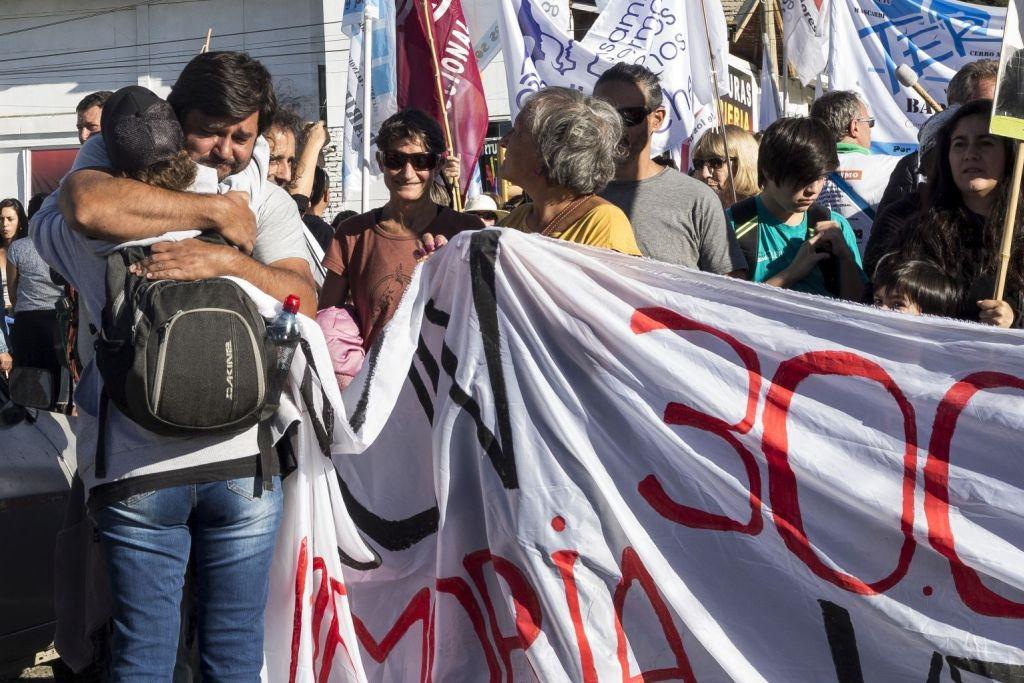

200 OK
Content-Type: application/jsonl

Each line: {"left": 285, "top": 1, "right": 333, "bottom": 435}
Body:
{"left": 498, "top": 87, "right": 639, "bottom": 252}
{"left": 417, "top": 87, "right": 640, "bottom": 256}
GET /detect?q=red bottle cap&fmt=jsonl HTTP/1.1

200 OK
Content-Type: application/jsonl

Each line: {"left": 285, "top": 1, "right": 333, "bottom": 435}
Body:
{"left": 283, "top": 294, "right": 300, "bottom": 314}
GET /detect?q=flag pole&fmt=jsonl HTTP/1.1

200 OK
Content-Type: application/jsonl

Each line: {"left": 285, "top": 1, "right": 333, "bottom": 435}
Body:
{"left": 361, "top": 5, "right": 377, "bottom": 213}
{"left": 201, "top": 28, "right": 212, "bottom": 53}
{"left": 777, "top": 0, "right": 789, "bottom": 115}
{"left": 698, "top": 0, "right": 737, "bottom": 205}
{"left": 416, "top": 0, "right": 463, "bottom": 211}
{"left": 995, "top": 141, "right": 1024, "bottom": 300}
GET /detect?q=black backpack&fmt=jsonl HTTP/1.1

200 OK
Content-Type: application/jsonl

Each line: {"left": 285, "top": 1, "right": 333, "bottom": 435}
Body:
{"left": 94, "top": 233, "right": 274, "bottom": 477}
{"left": 731, "top": 197, "right": 841, "bottom": 297}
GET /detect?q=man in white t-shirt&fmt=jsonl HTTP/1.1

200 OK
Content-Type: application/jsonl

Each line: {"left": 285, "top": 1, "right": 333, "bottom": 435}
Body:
{"left": 810, "top": 90, "right": 901, "bottom": 254}
{"left": 31, "top": 51, "right": 316, "bottom": 679}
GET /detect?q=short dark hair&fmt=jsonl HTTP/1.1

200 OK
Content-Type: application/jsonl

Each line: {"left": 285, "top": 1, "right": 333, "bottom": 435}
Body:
{"left": 332, "top": 209, "right": 358, "bottom": 230}
{"left": 26, "top": 192, "right": 48, "bottom": 220}
{"left": 947, "top": 59, "right": 998, "bottom": 105}
{"left": 167, "top": 51, "right": 277, "bottom": 134}
{"left": 873, "top": 255, "right": 960, "bottom": 317}
{"left": 595, "top": 62, "right": 664, "bottom": 110}
{"left": 376, "top": 108, "right": 445, "bottom": 156}
{"left": 76, "top": 90, "right": 113, "bottom": 114}
{"left": 0, "top": 198, "right": 28, "bottom": 241}
{"left": 757, "top": 117, "right": 839, "bottom": 187}
{"left": 311, "top": 166, "right": 329, "bottom": 202}
{"left": 809, "top": 90, "right": 863, "bottom": 144}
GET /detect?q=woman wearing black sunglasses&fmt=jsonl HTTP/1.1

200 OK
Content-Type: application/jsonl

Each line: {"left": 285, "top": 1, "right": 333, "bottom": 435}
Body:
{"left": 691, "top": 125, "right": 760, "bottom": 207}
{"left": 319, "top": 109, "right": 483, "bottom": 350}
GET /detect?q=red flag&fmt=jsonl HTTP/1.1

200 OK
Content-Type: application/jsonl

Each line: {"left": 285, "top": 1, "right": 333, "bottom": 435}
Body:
{"left": 397, "top": 0, "right": 488, "bottom": 195}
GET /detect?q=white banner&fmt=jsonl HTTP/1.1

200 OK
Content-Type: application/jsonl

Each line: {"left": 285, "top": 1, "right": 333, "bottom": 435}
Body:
{"left": 464, "top": 0, "right": 570, "bottom": 70}
{"left": 818, "top": 151, "right": 902, "bottom": 253}
{"left": 498, "top": 0, "right": 729, "bottom": 156}
{"left": 341, "top": 0, "right": 398, "bottom": 201}
{"left": 271, "top": 229, "right": 1024, "bottom": 681}
{"left": 784, "top": 0, "right": 831, "bottom": 87}
{"left": 830, "top": 0, "right": 1005, "bottom": 153}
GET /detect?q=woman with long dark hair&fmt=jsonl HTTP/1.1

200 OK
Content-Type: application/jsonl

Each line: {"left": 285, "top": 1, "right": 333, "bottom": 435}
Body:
{"left": 895, "top": 99, "right": 1022, "bottom": 327}
{"left": 4, "top": 196, "right": 63, "bottom": 371}
{"left": 0, "top": 198, "right": 22, "bottom": 375}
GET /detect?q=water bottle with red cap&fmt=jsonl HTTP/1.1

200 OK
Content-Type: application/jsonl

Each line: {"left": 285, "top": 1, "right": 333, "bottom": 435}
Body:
{"left": 266, "top": 294, "right": 302, "bottom": 406}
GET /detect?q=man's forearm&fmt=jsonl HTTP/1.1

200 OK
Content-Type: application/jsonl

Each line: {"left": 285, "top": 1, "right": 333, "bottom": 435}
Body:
{"left": 229, "top": 255, "right": 317, "bottom": 318}
{"left": 290, "top": 143, "right": 320, "bottom": 202}
{"left": 59, "top": 170, "right": 227, "bottom": 241}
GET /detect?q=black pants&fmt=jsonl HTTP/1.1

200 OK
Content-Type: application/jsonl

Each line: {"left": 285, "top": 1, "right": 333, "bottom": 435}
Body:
{"left": 11, "top": 309, "right": 61, "bottom": 374}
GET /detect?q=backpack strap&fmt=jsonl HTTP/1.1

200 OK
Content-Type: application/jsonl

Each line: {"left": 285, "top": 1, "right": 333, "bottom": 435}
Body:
{"left": 730, "top": 197, "right": 760, "bottom": 279}
{"left": 257, "top": 421, "right": 274, "bottom": 492}
{"left": 805, "top": 203, "right": 842, "bottom": 298}
{"left": 95, "top": 388, "right": 109, "bottom": 479}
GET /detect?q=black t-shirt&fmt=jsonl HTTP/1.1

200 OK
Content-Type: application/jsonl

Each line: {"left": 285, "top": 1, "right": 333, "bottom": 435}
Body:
{"left": 303, "top": 213, "right": 334, "bottom": 252}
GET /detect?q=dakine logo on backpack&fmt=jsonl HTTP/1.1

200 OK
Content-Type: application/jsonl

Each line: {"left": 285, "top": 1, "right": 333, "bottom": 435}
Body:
{"left": 95, "top": 233, "right": 273, "bottom": 437}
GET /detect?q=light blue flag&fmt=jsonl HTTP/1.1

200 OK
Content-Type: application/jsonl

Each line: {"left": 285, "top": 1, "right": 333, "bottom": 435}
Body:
{"left": 341, "top": 0, "right": 398, "bottom": 201}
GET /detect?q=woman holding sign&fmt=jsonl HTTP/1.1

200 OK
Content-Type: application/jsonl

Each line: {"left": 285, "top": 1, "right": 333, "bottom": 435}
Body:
{"left": 896, "top": 100, "right": 1022, "bottom": 327}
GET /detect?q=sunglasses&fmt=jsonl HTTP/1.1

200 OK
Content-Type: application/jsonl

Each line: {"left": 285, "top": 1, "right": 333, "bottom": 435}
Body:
{"left": 692, "top": 156, "right": 734, "bottom": 171}
{"left": 617, "top": 106, "right": 652, "bottom": 127}
{"left": 856, "top": 116, "right": 876, "bottom": 128}
{"left": 379, "top": 150, "right": 440, "bottom": 171}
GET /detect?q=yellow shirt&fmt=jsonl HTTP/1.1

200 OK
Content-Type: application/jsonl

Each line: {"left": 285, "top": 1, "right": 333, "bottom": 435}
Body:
{"left": 500, "top": 202, "right": 641, "bottom": 256}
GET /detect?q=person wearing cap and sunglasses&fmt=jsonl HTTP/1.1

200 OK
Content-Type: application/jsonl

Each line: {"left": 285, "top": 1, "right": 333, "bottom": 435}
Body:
{"left": 809, "top": 90, "right": 901, "bottom": 256}
{"left": 592, "top": 63, "right": 746, "bottom": 275}
{"left": 319, "top": 108, "right": 483, "bottom": 351}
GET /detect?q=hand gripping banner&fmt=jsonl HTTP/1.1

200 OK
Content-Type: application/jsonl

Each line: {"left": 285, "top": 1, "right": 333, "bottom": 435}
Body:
{"left": 273, "top": 229, "right": 1024, "bottom": 681}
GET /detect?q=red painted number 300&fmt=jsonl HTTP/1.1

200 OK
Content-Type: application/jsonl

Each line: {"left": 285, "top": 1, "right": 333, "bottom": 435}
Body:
{"left": 630, "top": 306, "right": 1023, "bottom": 619}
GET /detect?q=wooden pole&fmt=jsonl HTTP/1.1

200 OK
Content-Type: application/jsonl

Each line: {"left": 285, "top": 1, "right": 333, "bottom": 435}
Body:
{"left": 994, "top": 141, "right": 1024, "bottom": 300}
{"left": 697, "top": 0, "right": 737, "bottom": 205}
{"left": 416, "top": 0, "right": 463, "bottom": 211}
{"left": 201, "top": 28, "right": 212, "bottom": 53}
{"left": 497, "top": 146, "right": 508, "bottom": 205}
{"left": 732, "top": 3, "right": 758, "bottom": 45}
{"left": 775, "top": 0, "right": 788, "bottom": 115}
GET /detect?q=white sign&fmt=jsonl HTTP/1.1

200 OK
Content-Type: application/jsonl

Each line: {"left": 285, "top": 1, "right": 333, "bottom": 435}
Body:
{"left": 784, "top": 0, "right": 831, "bottom": 87}
{"left": 830, "top": 0, "right": 1006, "bottom": 153}
{"left": 269, "top": 229, "right": 1024, "bottom": 681}
{"left": 498, "top": 0, "right": 729, "bottom": 156}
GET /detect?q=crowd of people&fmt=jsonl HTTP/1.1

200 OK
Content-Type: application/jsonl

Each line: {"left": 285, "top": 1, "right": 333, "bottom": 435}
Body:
{"left": 1, "top": 46, "right": 1016, "bottom": 679}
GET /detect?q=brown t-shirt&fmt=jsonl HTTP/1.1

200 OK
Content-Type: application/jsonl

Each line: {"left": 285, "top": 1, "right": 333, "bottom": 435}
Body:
{"left": 322, "top": 206, "right": 484, "bottom": 349}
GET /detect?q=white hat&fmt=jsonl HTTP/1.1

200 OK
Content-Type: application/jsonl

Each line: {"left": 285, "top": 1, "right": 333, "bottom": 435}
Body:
{"left": 463, "top": 194, "right": 509, "bottom": 220}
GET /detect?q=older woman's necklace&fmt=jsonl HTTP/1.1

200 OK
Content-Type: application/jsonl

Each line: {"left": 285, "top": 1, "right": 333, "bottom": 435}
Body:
{"left": 539, "top": 195, "right": 592, "bottom": 237}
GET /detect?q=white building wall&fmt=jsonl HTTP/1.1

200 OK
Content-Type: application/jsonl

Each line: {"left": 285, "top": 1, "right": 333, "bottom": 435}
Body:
{"left": 0, "top": 0, "right": 326, "bottom": 203}
{"left": 0, "top": 0, "right": 516, "bottom": 213}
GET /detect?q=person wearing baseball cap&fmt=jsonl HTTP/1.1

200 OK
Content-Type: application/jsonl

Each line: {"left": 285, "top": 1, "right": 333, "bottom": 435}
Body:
{"left": 100, "top": 85, "right": 197, "bottom": 191}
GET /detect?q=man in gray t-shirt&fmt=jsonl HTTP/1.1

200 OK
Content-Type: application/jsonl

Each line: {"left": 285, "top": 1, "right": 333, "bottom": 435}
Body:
{"left": 594, "top": 63, "right": 746, "bottom": 274}
{"left": 30, "top": 53, "right": 316, "bottom": 679}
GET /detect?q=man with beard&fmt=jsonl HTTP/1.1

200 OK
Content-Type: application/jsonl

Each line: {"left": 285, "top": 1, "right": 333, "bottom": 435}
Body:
{"left": 31, "top": 51, "right": 315, "bottom": 678}
{"left": 594, "top": 63, "right": 746, "bottom": 275}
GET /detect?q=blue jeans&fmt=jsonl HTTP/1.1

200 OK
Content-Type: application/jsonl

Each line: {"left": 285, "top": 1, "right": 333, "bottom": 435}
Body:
{"left": 94, "top": 476, "right": 283, "bottom": 682}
